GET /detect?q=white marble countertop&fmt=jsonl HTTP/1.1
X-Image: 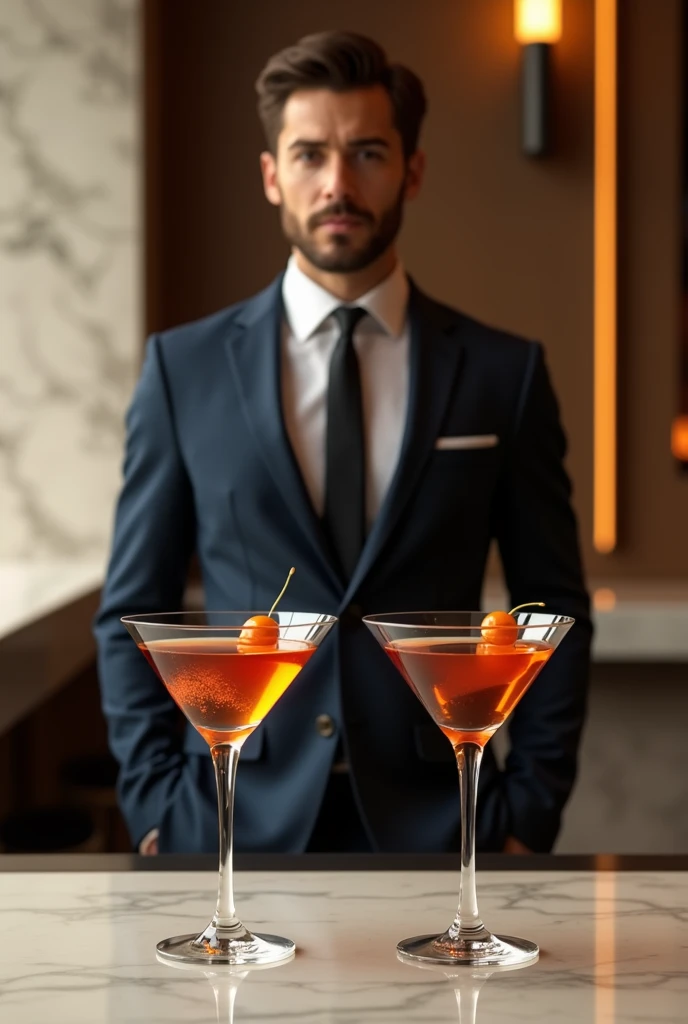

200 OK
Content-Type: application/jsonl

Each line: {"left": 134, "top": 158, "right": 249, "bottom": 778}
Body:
{"left": 0, "top": 560, "right": 104, "bottom": 734}
{"left": 0, "top": 559, "right": 104, "bottom": 642}
{"left": 589, "top": 581, "right": 688, "bottom": 661}
{"left": 484, "top": 581, "right": 688, "bottom": 661}
{"left": 0, "top": 866, "right": 685, "bottom": 1022}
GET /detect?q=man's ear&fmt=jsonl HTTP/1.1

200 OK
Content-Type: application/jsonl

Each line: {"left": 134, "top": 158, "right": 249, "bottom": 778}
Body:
{"left": 404, "top": 150, "right": 426, "bottom": 201}
{"left": 260, "top": 151, "right": 281, "bottom": 206}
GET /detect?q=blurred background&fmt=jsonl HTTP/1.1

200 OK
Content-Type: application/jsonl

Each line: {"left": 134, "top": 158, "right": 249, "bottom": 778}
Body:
{"left": 0, "top": 0, "right": 686, "bottom": 854}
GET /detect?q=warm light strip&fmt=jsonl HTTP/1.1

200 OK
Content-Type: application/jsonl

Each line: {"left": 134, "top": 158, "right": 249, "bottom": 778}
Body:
{"left": 594, "top": 0, "right": 618, "bottom": 553}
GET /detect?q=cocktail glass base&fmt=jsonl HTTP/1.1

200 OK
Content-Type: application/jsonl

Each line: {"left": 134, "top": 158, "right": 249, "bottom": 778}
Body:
{"left": 397, "top": 931, "right": 538, "bottom": 968}
{"left": 156, "top": 922, "right": 295, "bottom": 966}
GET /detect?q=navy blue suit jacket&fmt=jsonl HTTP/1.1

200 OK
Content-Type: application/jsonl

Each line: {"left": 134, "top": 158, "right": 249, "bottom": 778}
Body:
{"left": 94, "top": 275, "right": 592, "bottom": 854}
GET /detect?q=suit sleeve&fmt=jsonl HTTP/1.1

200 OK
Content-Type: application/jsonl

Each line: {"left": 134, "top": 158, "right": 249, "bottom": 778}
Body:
{"left": 492, "top": 342, "right": 592, "bottom": 852}
{"left": 93, "top": 335, "right": 196, "bottom": 848}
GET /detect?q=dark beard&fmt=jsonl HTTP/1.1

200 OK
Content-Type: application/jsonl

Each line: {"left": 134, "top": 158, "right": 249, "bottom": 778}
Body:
{"left": 279, "top": 188, "right": 405, "bottom": 273}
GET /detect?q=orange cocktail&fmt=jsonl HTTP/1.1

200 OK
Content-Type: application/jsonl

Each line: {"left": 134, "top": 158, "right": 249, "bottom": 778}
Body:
{"left": 387, "top": 638, "right": 551, "bottom": 745}
{"left": 141, "top": 637, "right": 315, "bottom": 747}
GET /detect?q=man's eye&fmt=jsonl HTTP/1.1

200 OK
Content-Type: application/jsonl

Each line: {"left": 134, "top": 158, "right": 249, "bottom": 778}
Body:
{"left": 358, "top": 149, "right": 383, "bottom": 161}
{"left": 298, "top": 150, "right": 321, "bottom": 164}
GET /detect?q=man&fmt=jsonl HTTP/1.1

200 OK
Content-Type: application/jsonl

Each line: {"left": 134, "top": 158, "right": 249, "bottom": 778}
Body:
{"left": 95, "top": 31, "right": 591, "bottom": 856}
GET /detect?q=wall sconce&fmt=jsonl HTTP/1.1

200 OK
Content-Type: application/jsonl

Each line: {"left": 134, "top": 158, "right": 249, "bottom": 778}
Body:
{"left": 514, "top": 0, "right": 562, "bottom": 156}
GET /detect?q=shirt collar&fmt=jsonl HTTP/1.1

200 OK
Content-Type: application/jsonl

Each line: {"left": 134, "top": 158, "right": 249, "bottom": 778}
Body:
{"left": 282, "top": 254, "right": 409, "bottom": 342}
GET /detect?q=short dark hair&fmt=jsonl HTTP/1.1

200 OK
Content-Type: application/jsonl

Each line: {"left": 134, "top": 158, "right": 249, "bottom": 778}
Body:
{"left": 255, "top": 31, "right": 427, "bottom": 159}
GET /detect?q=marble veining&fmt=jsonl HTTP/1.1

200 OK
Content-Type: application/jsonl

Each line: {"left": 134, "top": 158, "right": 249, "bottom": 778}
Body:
{"left": 0, "top": 0, "right": 140, "bottom": 560}
{"left": 0, "top": 869, "right": 685, "bottom": 1021}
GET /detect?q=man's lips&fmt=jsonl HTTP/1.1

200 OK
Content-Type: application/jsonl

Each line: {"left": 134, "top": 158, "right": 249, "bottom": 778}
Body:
{"left": 316, "top": 215, "right": 366, "bottom": 228}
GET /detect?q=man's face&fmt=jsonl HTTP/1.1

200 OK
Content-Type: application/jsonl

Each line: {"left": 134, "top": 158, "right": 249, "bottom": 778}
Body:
{"left": 261, "top": 86, "right": 424, "bottom": 273}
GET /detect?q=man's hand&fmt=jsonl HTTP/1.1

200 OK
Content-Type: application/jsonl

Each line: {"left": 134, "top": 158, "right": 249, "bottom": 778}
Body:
{"left": 139, "top": 829, "right": 159, "bottom": 855}
{"left": 503, "top": 835, "right": 532, "bottom": 854}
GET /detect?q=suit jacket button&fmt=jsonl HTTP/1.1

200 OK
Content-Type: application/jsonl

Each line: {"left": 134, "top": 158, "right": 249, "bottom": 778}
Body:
{"left": 315, "top": 714, "right": 335, "bottom": 738}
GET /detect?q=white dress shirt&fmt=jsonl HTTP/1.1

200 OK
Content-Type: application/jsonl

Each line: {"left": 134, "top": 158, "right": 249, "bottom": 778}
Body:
{"left": 281, "top": 255, "right": 410, "bottom": 529}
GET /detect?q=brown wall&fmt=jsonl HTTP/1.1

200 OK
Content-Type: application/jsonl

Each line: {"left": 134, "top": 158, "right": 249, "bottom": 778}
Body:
{"left": 143, "top": 0, "right": 688, "bottom": 581}
{"left": 618, "top": 1, "right": 685, "bottom": 577}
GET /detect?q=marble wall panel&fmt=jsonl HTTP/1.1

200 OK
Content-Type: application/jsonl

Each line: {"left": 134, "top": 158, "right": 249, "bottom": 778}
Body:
{"left": 0, "top": 0, "right": 140, "bottom": 559}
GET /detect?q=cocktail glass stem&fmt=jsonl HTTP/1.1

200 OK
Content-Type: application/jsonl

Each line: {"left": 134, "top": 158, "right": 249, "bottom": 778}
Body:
{"left": 212, "top": 743, "right": 242, "bottom": 932}
{"left": 430, "top": 741, "right": 494, "bottom": 956}
{"left": 193, "top": 742, "right": 253, "bottom": 950}
{"left": 448, "top": 742, "right": 489, "bottom": 941}
{"left": 396, "top": 730, "right": 539, "bottom": 964}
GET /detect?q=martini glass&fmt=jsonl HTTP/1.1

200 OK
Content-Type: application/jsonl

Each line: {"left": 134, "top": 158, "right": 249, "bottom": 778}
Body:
{"left": 122, "top": 610, "right": 336, "bottom": 966}
{"left": 363, "top": 611, "right": 573, "bottom": 967}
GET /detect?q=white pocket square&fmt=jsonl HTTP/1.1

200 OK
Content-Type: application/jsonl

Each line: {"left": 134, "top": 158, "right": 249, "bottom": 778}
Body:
{"left": 434, "top": 434, "right": 499, "bottom": 451}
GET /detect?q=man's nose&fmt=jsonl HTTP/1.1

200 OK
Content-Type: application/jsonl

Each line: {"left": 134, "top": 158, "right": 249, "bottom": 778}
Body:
{"left": 322, "top": 153, "right": 356, "bottom": 201}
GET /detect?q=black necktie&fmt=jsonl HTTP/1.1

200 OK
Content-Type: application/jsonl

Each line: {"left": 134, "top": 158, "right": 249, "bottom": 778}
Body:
{"left": 324, "top": 306, "right": 368, "bottom": 579}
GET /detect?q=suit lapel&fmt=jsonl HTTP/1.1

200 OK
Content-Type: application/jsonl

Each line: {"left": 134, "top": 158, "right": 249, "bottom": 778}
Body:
{"left": 344, "top": 284, "right": 466, "bottom": 603}
{"left": 224, "top": 277, "right": 343, "bottom": 594}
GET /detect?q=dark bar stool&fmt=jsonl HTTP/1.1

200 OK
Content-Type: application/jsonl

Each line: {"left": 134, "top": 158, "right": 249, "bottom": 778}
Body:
{"left": 0, "top": 806, "right": 101, "bottom": 853}
{"left": 59, "top": 754, "right": 120, "bottom": 851}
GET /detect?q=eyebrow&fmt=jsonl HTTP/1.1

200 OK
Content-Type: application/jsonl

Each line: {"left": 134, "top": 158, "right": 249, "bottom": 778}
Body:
{"left": 287, "top": 136, "right": 390, "bottom": 151}
{"left": 347, "top": 137, "right": 390, "bottom": 148}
